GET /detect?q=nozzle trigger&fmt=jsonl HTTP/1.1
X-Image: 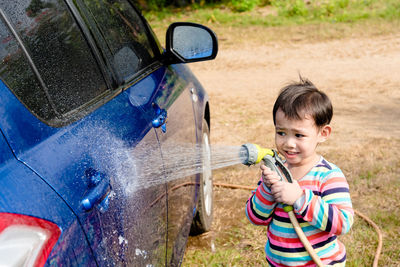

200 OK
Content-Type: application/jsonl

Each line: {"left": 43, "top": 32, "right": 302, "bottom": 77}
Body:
{"left": 262, "top": 151, "right": 293, "bottom": 184}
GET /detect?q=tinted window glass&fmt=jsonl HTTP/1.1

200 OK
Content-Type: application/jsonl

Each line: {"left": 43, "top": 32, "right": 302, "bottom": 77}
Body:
{"left": 0, "top": 0, "right": 108, "bottom": 117}
{"left": 81, "top": 0, "right": 156, "bottom": 82}
{"left": 0, "top": 21, "right": 56, "bottom": 121}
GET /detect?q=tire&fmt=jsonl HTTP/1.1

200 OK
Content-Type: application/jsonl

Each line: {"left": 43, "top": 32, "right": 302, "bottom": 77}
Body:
{"left": 190, "top": 118, "right": 213, "bottom": 235}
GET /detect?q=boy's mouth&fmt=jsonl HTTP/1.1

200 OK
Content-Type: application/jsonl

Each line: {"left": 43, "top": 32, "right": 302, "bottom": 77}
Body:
{"left": 284, "top": 151, "right": 298, "bottom": 158}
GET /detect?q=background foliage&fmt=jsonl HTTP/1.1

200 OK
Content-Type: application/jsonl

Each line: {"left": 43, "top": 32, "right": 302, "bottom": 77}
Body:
{"left": 133, "top": 0, "right": 400, "bottom": 19}
{"left": 139, "top": 0, "right": 400, "bottom": 30}
{"left": 133, "top": 0, "right": 266, "bottom": 12}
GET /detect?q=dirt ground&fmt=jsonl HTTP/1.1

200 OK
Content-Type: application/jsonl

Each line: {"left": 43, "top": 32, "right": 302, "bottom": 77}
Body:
{"left": 192, "top": 27, "right": 400, "bottom": 145}
{"left": 183, "top": 23, "right": 400, "bottom": 265}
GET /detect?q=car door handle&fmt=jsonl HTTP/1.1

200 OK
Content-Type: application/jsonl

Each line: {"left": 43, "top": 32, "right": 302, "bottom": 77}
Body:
{"left": 152, "top": 103, "right": 167, "bottom": 132}
{"left": 81, "top": 172, "right": 111, "bottom": 212}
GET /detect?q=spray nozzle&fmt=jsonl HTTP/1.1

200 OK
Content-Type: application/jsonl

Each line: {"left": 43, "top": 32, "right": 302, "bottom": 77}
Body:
{"left": 240, "top": 143, "right": 275, "bottom": 166}
{"left": 240, "top": 143, "right": 293, "bottom": 183}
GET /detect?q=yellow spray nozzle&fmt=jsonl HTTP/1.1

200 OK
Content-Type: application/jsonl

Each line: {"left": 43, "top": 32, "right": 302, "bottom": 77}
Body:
{"left": 254, "top": 144, "right": 274, "bottom": 164}
{"left": 241, "top": 143, "right": 274, "bottom": 166}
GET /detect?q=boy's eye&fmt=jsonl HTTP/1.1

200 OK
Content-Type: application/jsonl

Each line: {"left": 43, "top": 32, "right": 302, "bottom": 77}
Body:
{"left": 276, "top": 131, "right": 285, "bottom": 136}
{"left": 295, "top": 133, "right": 304, "bottom": 138}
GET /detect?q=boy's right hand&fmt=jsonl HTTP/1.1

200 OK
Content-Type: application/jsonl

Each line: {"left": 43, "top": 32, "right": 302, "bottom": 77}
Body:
{"left": 260, "top": 164, "right": 281, "bottom": 188}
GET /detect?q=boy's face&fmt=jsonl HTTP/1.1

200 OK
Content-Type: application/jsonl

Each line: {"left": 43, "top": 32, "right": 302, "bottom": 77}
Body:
{"left": 274, "top": 108, "right": 331, "bottom": 168}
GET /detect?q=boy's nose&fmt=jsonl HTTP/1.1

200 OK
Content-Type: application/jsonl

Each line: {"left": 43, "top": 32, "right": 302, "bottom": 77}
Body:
{"left": 285, "top": 137, "right": 296, "bottom": 148}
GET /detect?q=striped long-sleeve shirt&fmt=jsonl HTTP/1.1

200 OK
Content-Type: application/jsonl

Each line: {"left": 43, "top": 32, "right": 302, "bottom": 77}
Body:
{"left": 246, "top": 157, "right": 354, "bottom": 266}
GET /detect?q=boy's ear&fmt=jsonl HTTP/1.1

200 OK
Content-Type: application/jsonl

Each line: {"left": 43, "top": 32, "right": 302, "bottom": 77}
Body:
{"left": 318, "top": 125, "right": 332, "bottom": 143}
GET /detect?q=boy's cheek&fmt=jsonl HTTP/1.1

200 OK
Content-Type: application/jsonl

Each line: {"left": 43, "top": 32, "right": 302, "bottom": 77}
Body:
{"left": 274, "top": 134, "right": 281, "bottom": 143}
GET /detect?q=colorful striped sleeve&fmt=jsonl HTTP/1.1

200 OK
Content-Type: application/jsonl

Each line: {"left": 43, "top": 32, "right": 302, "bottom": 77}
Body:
{"left": 246, "top": 179, "right": 278, "bottom": 226}
{"left": 293, "top": 163, "right": 354, "bottom": 236}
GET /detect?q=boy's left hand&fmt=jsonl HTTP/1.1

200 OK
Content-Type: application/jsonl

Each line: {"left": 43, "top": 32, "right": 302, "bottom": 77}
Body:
{"left": 270, "top": 179, "right": 304, "bottom": 205}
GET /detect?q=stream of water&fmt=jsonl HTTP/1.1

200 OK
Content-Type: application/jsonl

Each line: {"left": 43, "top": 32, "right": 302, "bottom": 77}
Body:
{"left": 162, "top": 144, "right": 248, "bottom": 183}
{"left": 111, "top": 143, "right": 248, "bottom": 195}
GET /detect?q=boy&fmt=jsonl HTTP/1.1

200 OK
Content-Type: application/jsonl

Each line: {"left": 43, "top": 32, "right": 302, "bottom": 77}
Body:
{"left": 245, "top": 77, "right": 354, "bottom": 266}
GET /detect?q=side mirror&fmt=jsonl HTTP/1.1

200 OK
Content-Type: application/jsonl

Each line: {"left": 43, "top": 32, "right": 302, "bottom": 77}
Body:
{"left": 164, "top": 22, "right": 218, "bottom": 64}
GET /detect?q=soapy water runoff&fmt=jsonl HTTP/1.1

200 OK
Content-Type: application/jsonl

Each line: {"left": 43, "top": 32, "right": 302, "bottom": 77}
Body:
{"left": 111, "top": 143, "right": 248, "bottom": 195}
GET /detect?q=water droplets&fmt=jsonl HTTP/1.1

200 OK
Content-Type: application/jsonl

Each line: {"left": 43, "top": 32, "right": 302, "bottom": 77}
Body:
{"left": 108, "top": 142, "right": 246, "bottom": 196}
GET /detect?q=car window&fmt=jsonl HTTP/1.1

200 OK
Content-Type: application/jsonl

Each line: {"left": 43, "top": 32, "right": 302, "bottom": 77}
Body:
{"left": 0, "top": 21, "right": 57, "bottom": 122}
{"left": 0, "top": 0, "right": 108, "bottom": 122}
{"left": 80, "top": 0, "right": 156, "bottom": 82}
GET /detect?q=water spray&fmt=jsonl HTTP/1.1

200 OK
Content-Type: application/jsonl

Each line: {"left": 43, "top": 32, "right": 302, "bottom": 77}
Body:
{"left": 240, "top": 143, "right": 324, "bottom": 267}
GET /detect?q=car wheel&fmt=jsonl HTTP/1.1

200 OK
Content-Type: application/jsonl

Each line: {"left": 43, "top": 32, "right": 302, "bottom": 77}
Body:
{"left": 190, "top": 118, "right": 213, "bottom": 235}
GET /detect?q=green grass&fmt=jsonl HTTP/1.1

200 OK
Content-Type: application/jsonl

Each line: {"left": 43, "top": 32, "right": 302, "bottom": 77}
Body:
{"left": 145, "top": 0, "right": 400, "bottom": 48}
{"left": 145, "top": 0, "right": 400, "bottom": 30}
{"left": 183, "top": 218, "right": 268, "bottom": 266}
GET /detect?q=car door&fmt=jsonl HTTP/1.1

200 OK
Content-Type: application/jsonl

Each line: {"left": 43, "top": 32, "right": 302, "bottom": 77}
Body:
{"left": 0, "top": 0, "right": 168, "bottom": 265}
{"left": 151, "top": 65, "right": 199, "bottom": 265}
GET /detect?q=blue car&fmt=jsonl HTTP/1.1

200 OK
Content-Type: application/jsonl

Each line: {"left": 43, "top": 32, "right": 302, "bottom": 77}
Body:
{"left": 0, "top": 0, "right": 217, "bottom": 266}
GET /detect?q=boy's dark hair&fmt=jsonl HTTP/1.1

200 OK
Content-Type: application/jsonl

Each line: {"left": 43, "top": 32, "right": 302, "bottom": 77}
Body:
{"left": 273, "top": 77, "right": 333, "bottom": 127}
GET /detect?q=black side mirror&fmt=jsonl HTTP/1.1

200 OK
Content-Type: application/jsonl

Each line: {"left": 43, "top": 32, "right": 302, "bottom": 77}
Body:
{"left": 164, "top": 22, "right": 218, "bottom": 64}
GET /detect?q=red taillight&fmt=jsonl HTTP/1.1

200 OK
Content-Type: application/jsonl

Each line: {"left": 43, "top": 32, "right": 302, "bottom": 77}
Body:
{"left": 0, "top": 213, "right": 61, "bottom": 267}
